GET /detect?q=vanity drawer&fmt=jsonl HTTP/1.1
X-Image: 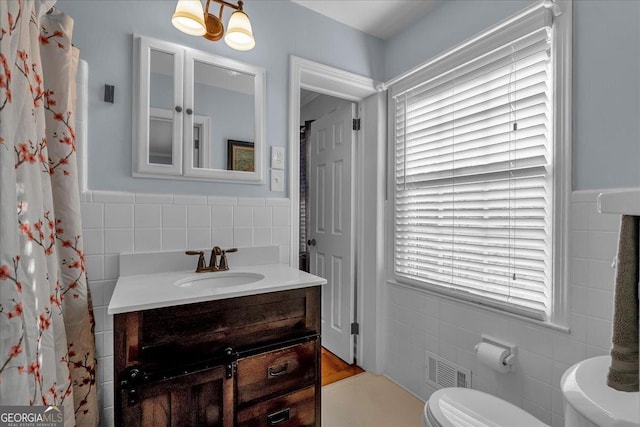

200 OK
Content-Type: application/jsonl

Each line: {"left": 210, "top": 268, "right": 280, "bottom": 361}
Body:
{"left": 236, "top": 341, "right": 316, "bottom": 405}
{"left": 236, "top": 386, "right": 315, "bottom": 427}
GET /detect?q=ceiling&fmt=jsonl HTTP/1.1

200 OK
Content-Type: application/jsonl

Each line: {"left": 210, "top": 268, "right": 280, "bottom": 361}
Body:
{"left": 290, "top": 0, "right": 440, "bottom": 40}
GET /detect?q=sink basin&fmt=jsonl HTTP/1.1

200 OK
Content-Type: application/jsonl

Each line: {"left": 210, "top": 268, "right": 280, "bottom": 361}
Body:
{"left": 175, "top": 272, "right": 265, "bottom": 289}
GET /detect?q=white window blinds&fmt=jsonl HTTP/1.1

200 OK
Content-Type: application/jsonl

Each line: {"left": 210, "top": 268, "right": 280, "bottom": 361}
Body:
{"left": 393, "top": 14, "right": 555, "bottom": 319}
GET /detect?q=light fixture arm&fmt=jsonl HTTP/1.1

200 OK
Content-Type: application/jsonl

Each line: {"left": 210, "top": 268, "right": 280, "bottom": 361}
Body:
{"left": 216, "top": 2, "right": 224, "bottom": 20}
{"left": 204, "top": 0, "right": 244, "bottom": 15}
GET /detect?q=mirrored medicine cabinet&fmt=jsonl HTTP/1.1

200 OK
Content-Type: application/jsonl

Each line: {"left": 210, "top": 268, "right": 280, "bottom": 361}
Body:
{"left": 132, "top": 34, "right": 265, "bottom": 183}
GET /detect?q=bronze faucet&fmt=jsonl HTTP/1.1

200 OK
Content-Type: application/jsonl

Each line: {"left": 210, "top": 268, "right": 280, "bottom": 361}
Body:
{"left": 209, "top": 246, "right": 222, "bottom": 270}
{"left": 186, "top": 247, "right": 238, "bottom": 272}
{"left": 218, "top": 247, "right": 238, "bottom": 270}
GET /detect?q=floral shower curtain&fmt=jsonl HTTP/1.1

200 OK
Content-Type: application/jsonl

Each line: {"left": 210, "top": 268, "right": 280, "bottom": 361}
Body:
{"left": 0, "top": 1, "right": 98, "bottom": 425}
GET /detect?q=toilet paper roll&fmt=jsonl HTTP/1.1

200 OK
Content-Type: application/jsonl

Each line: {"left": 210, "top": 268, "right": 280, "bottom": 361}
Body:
{"left": 476, "top": 342, "right": 511, "bottom": 373}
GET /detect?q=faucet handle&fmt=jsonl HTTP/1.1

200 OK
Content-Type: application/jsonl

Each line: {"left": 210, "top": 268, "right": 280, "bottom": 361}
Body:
{"left": 218, "top": 248, "right": 237, "bottom": 271}
{"left": 185, "top": 250, "right": 206, "bottom": 272}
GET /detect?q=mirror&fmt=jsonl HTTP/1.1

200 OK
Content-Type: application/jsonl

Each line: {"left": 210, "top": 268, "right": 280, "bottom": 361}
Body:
{"left": 192, "top": 59, "right": 255, "bottom": 170}
{"left": 148, "top": 49, "right": 175, "bottom": 166}
{"left": 133, "top": 35, "right": 265, "bottom": 183}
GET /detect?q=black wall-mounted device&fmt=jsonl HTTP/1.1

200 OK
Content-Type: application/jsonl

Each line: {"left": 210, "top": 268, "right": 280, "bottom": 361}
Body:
{"left": 104, "top": 84, "right": 115, "bottom": 103}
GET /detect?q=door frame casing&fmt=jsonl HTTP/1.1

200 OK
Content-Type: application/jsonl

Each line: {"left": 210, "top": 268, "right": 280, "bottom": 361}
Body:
{"left": 288, "top": 56, "right": 385, "bottom": 374}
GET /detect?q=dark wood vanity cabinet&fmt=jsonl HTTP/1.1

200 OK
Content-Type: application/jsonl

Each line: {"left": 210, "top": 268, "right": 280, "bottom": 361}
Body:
{"left": 120, "top": 365, "right": 233, "bottom": 426}
{"left": 114, "top": 286, "right": 321, "bottom": 427}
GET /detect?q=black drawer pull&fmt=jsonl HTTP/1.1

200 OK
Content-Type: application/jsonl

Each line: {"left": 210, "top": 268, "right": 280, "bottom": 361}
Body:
{"left": 267, "top": 408, "right": 290, "bottom": 425}
{"left": 268, "top": 361, "right": 289, "bottom": 377}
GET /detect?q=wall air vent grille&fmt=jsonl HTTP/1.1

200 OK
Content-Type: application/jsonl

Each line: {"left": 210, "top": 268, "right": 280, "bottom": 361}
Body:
{"left": 425, "top": 351, "right": 471, "bottom": 389}
{"left": 428, "top": 357, "right": 437, "bottom": 383}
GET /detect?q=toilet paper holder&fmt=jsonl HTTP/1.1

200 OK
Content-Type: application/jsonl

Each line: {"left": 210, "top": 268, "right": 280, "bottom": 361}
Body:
{"left": 475, "top": 334, "right": 517, "bottom": 372}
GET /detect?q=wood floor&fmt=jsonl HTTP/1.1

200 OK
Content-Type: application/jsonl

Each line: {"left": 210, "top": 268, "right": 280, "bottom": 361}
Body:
{"left": 321, "top": 347, "right": 365, "bottom": 386}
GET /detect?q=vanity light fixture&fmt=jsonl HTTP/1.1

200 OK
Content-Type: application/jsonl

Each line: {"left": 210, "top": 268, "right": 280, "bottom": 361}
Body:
{"left": 171, "top": 0, "right": 256, "bottom": 51}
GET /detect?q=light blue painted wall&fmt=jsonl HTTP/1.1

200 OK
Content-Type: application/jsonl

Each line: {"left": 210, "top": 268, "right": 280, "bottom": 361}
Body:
{"left": 572, "top": 1, "right": 640, "bottom": 190}
{"left": 56, "top": 0, "right": 385, "bottom": 197}
{"left": 384, "top": 0, "right": 534, "bottom": 80}
{"left": 300, "top": 94, "right": 352, "bottom": 124}
{"left": 57, "top": 0, "right": 639, "bottom": 194}
{"left": 385, "top": 0, "right": 640, "bottom": 190}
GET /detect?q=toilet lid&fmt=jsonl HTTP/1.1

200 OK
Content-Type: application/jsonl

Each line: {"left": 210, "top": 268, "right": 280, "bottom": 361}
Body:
{"left": 561, "top": 355, "right": 640, "bottom": 427}
{"left": 426, "top": 388, "right": 548, "bottom": 427}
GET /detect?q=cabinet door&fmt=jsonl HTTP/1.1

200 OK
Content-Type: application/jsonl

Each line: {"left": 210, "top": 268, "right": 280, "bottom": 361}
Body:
{"left": 133, "top": 36, "right": 184, "bottom": 177}
{"left": 121, "top": 366, "right": 233, "bottom": 427}
{"left": 181, "top": 49, "right": 265, "bottom": 182}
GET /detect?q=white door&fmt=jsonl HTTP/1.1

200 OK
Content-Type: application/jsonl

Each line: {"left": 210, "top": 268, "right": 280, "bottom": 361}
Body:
{"left": 308, "top": 102, "right": 356, "bottom": 364}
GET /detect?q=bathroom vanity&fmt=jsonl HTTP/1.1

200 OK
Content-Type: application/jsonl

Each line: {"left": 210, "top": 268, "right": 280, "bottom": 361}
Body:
{"left": 109, "top": 262, "right": 325, "bottom": 427}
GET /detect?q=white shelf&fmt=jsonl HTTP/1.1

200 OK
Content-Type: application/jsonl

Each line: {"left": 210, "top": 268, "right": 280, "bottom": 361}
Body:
{"left": 597, "top": 188, "right": 640, "bottom": 216}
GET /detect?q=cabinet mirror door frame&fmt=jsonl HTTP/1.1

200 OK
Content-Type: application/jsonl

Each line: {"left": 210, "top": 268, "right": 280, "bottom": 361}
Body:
{"left": 133, "top": 34, "right": 265, "bottom": 184}
{"left": 134, "top": 36, "right": 184, "bottom": 177}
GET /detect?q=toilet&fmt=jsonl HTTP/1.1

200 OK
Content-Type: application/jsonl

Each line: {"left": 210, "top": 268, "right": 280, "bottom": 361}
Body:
{"left": 423, "top": 387, "right": 548, "bottom": 427}
{"left": 561, "top": 355, "right": 640, "bottom": 427}
{"left": 423, "top": 356, "right": 640, "bottom": 427}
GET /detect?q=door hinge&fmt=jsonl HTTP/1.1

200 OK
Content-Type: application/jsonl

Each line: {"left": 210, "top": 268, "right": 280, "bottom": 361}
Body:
{"left": 352, "top": 118, "right": 361, "bottom": 131}
{"left": 351, "top": 322, "right": 360, "bottom": 335}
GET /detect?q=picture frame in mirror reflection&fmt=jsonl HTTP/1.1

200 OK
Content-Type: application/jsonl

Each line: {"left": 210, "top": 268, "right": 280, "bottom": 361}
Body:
{"left": 227, "top": 140, "right": 255, "bottom": 172}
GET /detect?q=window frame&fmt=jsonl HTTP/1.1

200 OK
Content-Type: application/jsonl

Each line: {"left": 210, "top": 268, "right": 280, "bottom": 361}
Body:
{"left": 386, "top": 0, "right": 572, "bottom": 327}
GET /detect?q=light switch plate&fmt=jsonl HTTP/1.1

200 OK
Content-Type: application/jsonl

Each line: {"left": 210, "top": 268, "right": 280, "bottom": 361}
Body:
{"left": 271, "top": 146, "right": 285, "bottom": 170}
{"left": 270, "top": 169, "right": 284, "bottom": 192}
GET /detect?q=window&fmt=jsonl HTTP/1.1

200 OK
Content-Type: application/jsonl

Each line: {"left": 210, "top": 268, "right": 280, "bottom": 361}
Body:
{"left": 390, "top": 1, "right": 571, "bottom": 321}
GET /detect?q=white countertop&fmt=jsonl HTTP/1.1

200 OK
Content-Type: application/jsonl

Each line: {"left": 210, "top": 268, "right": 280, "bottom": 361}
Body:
{"left": 107, "top": 263, "right": 326, "bottom": 315}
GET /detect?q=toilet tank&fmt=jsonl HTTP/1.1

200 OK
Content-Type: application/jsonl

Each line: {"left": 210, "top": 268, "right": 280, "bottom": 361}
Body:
{"left": 561, "top": 356, "right": 640, "bottom": 427}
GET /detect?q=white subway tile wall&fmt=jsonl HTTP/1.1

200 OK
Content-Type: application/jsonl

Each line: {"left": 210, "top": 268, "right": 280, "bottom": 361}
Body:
{"left": 385, "top": 190, "right": 620, "bottom": 427}
{"left": 82, "top": 191, "right": 291, "bottom": 425}
{"left": 85, "top": 189, "right": 620, "bottom": 426}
